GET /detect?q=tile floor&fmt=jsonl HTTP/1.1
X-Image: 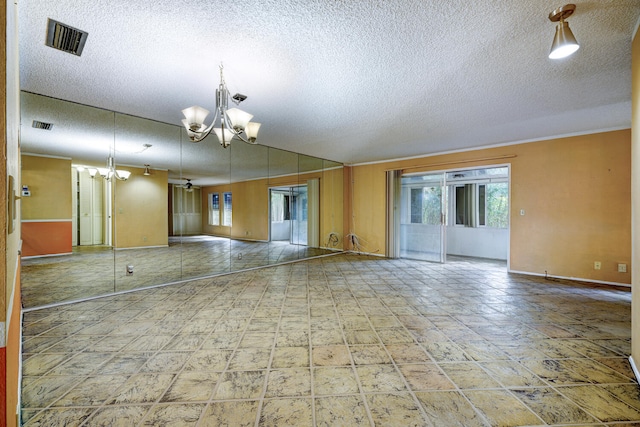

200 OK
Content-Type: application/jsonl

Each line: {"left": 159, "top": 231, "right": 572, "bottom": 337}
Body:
{"left": 20, "top": 254, "right": 638, "bottom": 426}
{"left": 21, "top": 237, "right": 334, "bottom": 308}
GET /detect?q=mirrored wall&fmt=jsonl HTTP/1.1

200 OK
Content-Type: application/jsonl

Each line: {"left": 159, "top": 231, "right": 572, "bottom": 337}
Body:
{"left": 20, "top": 92, "right": 344, "bottom": 308}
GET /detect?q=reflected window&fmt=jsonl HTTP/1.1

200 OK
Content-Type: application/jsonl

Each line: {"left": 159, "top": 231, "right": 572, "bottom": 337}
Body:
{"left": 271, "top": 192, "right": 291, "bottom": 222}
{"left": 208, "top": 192, "right": 220, "bottom": 225}
{"left": 223, "top": 192, "right": 232, "bottom": 226}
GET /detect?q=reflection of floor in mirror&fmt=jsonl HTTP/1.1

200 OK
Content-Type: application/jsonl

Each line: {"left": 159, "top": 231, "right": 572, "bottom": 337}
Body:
{"left": 20, "top": 254, "right": 635, "bottom": 426}
{"left": 21, "top": 237, "right": 337, "bottom": 309}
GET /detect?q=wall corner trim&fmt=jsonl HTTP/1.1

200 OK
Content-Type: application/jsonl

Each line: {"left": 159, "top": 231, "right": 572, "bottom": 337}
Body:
{"left": 630, "top": 356, "right": 640, "bottom": 383}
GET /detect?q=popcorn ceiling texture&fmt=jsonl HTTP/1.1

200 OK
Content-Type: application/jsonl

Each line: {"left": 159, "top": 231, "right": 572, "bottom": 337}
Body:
{"left": 18, "top": 0, "right": 640, "bottom": 165}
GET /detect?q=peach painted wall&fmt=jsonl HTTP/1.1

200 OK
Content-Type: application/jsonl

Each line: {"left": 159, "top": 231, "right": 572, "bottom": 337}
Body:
{"left": 631, "top": 28, "right": 640, "bottom": 365}
{"left": 201, "top": 179, "right": 269, "bottom": 241}
{"left": 202, "top": 168, "right": 345, "bottom": 251}
{"left": 350, "top": 129, "right": 631, "bottom": 285}
{"left": 114, "top": 167, "right": 168, "bottom": 248}
{"left": 21, "top": 155, "right": 73, "bottom": 256}
{"left": 320, "top": 167, "right": 344, "bottom": 250}
{"left": 21, "top": 155, "right": 72, "bottom": 220}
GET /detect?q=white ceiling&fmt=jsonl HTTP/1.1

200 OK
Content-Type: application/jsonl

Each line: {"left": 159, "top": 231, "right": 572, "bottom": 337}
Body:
{"left": 18, "top": 0, "right": 640, "bottom": 172}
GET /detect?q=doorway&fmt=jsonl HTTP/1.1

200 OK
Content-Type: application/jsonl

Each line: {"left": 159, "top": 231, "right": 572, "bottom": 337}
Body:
{"left": 398, "top": 165, "right": 510, "bottom": 263}
{"left": 73, "top": 167, "right": 111, "bottom": 247}
{"left": 270, "top": 185, "right": 309, "bottom": 245}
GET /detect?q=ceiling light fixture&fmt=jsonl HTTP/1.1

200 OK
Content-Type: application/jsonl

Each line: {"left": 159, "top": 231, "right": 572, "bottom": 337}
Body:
{"left": 548, "top": 4, "right": 579, "bottom": 59}
{"left": 181, "top": 64, "right": 261, "bottom": 148}
{"left": 88, "top": 156, "right": 131, "bottom": 181}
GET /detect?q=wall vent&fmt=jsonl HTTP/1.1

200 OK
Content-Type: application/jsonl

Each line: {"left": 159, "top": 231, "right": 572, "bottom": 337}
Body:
{"left": 32, "top": 120, "right": 53, "bottom": 130}
{"left": 45, "top": 18, "right": 88, "bottom": 56}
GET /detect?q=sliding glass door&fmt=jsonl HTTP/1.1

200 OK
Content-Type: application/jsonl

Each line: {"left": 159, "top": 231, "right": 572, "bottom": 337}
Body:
{"left": 400, "top": 172, "right": 446, "bottom": 262}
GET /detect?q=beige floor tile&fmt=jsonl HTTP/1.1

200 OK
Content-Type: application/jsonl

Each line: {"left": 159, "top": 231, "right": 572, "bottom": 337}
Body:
{"left": 160, "top": 371, "right": 220, "bottom": 402}
{"left": 198, "top": 400, "right": 259, "bottom": 427}
{"left": 271, "top": 346, "right": 310, "bottom": 368}
{"left": 110, "top": 373, "right": 176, "bottom": 404}
{"left": 357, "top": 365, "right": 407, "bottom": 393}
{"left": 344, "top": 329, "right": 379, "bottom": 345}
{"left": 227, "top": 348, "right": 272, "bottom": 370}
{"left": 439, "top": 362, "right": 501, "bottom": 390}
{"left": 141, "top": 403, "right": 205, "bottom": 426}
{"left": 315, "top": 395, "right": 370, "bottom": 426}
{"left": 265, "top": 368, "right": 312, "bottom": 397}
{"left": 350, "top": 345, "right": 391, "bottom": 365}
{"left": 83, "top": 405, "right": 150, "bottom": 427}
{"left": 510, "top": 387, "right": 598, "bottom": 424}
{"left": 558, "top": 385, "right": 640, "bottom": 422}
{"left": 140, "top": 351, "right": 192, "bottom": 373}
{"left": 464, "top": 389, "right": 543, "bottom": 426}
{"left": 422, "top": 341, "right": 472, "bottom": 362}
{"left": 415, "top": 391, "right": 488, "bottom": 426}
{"left": 184, "top": 349, "right": 232, "bottom": 371}
{"left": 215, "top": 370, "right": 266, "bottom": 399}
{"left": 480, "top": 360, "right": 548, "bottom": 387}
{"left": 519, "top": 359, "right": 592, "bottom": 385}
{"left": 22, "top": 407, "right": 95, "bottom": 427}
{"left": 313, "top": 366, "right": 360, "bottom": 395}
{"left": 21, "top": 375, "right": 84, "bottom": 408}
{"left": 365, "top": 393, "right": 428, "bottom": 427}
{"left": 277, "top": 331, "right": 309, "bottom": 347}
{"left": 398, "top": 363, "right": 456, "bottom": 391}
{"left": 53, "top": 374, "right": 129, "bottom": 407}
{"left": 312, "top": 345, "right": 351, "bottom": 366}
{"left": 259, "top": 398, "right": 313, "bottom": 426}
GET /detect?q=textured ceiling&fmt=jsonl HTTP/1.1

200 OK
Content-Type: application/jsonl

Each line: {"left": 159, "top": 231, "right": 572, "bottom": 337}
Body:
{"left": 18, "top": 0, "right": 640, "bottom": 172}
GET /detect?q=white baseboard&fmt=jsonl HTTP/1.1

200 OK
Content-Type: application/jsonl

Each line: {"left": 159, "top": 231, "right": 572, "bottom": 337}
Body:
{"left": 508, "top": 269, "right": 631, "bottom": 288}
{"left": 630, "top": 356, "right": 640, "bottom": 383}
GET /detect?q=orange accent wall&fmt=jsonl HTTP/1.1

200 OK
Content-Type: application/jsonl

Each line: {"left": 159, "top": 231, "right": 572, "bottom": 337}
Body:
{"left": 5, "top": 263, "right": 20, "bottom": 427}
{"left": 351, "top": 129, "right": 631, "bottom": 284}
{"left": 21, "top": 221, "right": 72, "bottom": 257}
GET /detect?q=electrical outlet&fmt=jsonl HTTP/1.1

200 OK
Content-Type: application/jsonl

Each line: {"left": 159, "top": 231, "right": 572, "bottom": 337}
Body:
{"left": 594, "top": 261, "right": 601, "bottom": 270}
{"left": 618, "top": 263, "right": 627, "bottom": 273}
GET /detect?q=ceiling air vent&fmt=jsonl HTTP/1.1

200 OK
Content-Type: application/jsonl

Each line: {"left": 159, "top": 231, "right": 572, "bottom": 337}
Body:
{"left": 45, "top": 18, "right": 88, "bottom": 56}
{"left": 32, "top": 120, "right": 53, "bottom": 130}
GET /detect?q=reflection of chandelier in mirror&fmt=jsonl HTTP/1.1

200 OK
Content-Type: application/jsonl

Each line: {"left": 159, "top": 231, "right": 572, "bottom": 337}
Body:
{"left": 181, "top": 64, "right": 261, "bottom": 148}
{"left": 84, "top": 156, "right": 131, "bottom": 181}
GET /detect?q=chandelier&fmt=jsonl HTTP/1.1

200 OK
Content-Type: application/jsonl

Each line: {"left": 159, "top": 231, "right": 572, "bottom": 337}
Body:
{"left": 181, "top": 64, "right": 261, "bottom": 147}
{"left": 87, "top": 156, "right": 131, "bottom": 181}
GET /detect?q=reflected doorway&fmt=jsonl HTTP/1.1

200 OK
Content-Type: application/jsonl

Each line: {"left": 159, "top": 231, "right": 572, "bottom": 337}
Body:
{"left": 73, "top": 167, "right": 112, "bottom": 247}
{"left": 270, "top": 185, "right": 308, "bottom": 246}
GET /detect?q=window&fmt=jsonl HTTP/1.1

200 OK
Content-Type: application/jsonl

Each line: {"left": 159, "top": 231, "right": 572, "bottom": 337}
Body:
{"left": 452, "top": 182, "right": 508, "bottom": 228}
{"left": 271, "top": 192, "right": 291, "bottom": 222}
{"left": 484, "top": 182, "right": 509, "bottom": 228}
{"left": 408, "top": 187, "right": 442, "bottom": 225}
{"left": 222, "top": 192, "right": 232, "bottom": 226}
{"left": 208, "top": 192, "right": 220, "bottom": 225}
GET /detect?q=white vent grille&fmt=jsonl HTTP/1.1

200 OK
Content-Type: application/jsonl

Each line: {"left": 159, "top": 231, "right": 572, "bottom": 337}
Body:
{"left": 32, "top": 120, "right": 53, "bottom": 130}
{"left": 45, "top": 19, "right": 88, "bottom": 56}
